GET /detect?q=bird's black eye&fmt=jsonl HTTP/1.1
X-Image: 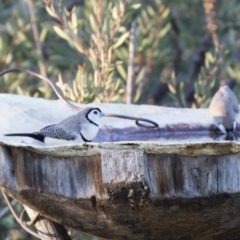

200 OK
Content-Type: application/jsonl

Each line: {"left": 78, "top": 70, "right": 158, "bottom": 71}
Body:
{"left": 93, "top": 111, "right": 98, "bottom": 114}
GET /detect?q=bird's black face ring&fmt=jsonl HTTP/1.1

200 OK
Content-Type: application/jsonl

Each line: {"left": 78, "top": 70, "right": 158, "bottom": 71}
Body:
{"left": 86, "top": 108, "right": 103, "bottom": 126}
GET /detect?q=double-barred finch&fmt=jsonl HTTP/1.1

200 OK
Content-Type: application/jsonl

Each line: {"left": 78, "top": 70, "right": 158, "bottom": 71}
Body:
{"left": 5, "top": 107, "right": 104, "bottom": 145}
{"left": 209, "top": 80, "right": 239, "bottom": 133}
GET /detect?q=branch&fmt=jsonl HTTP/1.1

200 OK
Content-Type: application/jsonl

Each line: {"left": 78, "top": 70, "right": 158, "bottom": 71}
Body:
{"left": 126, "top": 21, "right": 137, "bottom": 104}
{"left": 27, "top": 0, "right": 47, "bottom": 76}
{"left": 1, "top": 190, "right": 51, "bottom": 240}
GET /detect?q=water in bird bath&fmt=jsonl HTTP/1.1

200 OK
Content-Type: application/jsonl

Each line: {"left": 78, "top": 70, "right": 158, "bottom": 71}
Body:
{"left": 95, "top": 126, "right": 240, "bottom": 143}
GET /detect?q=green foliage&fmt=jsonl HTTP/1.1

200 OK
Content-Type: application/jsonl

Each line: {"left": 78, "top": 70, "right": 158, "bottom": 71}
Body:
{"left": 0, "top": 0, "right": 172, "bottom": 104}
{"left": 168, "top": 49, "right": 219, "bottom": 108}
{"left": 45, "top": 0, "right": 171, "bottom": 103}
{"left": 168, "top": 73, "right": 187, "bottom": 108}
{"left": 0, "top": 0, "right": 81, "bottom": 98}
{"left": 2, "top": 0, "right": 240, "bottom": 108}
{"left": 3, "top": 0, "right": 240, "bottom": 109}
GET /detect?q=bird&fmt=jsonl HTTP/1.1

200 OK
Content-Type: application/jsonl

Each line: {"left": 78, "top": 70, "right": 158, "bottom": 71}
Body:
{"left": 4, "top": 107, "right": 104, "bottom": 145}
{"left": 209, "top": 80, "right": 239, "bottom": 133}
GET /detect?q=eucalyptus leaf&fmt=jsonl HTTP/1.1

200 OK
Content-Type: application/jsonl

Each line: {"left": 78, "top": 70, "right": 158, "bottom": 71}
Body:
{"left": 112, "top": 32, "right": 129, "bottom": 49}
{"left": 53, "top": 26, "right": 73, "bottom": 43}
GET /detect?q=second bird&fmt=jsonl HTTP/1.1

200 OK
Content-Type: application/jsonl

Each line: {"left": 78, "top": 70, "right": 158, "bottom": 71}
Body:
{"left": 5, "top": 107, "right": 104, "bottom": 145}
{"left": 209, "top": 80, "right": 239, "bottom": 133}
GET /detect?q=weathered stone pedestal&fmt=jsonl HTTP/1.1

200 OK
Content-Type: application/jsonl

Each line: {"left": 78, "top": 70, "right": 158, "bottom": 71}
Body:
{"left": 1, "top": 94, "right": 240, "bottom": 240}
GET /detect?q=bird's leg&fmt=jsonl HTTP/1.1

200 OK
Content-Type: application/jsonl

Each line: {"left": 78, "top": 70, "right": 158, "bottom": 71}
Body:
{"left": 218, "top": 124, "right": 227, "bottom": 134}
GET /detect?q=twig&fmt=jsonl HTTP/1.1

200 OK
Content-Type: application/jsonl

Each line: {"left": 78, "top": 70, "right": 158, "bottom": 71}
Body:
{"left": 0, "top": 199, "right": 17, "bottom": 219}
{"left": 109, "top": 0, "right": 130, "bottom": 44}
{"left": 137, "top": 5, "right": 167, "bottom": 103}
{"left": 26, "top": 0, "right": 47, "bottom": 77}
{"left": 1, "top": 190, "right": 52, "bottom": 240}
{"left": 203, "top": 0, "right": 221, "bottom": 86}
{"left": 126, "top": 21, "right": 137, "bottom": 104}
{"left": 205, "top": 43, "right": 221, "bottom": 86}
{"left": 21, "top": 207, "right": 72, "bottom": 240}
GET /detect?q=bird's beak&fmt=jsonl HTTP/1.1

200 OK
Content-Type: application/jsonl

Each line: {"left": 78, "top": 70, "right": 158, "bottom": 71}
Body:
{"left": 100, "top": 112, "right": 105, "bottom": 117}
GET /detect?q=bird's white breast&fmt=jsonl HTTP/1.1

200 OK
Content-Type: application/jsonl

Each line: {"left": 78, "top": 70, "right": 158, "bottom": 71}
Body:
{"left": 80, "top": 123, "right": 99, "bottom": 141}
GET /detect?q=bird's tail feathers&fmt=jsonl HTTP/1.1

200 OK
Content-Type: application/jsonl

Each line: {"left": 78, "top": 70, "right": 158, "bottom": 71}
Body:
{"left": 4, "top": 133, "right": 45, "bottom": 143}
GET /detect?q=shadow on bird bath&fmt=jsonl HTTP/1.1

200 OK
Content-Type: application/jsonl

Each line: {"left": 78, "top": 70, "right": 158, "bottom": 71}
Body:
{"left": 96, "top": 126, "right": 240, "bottom": 143}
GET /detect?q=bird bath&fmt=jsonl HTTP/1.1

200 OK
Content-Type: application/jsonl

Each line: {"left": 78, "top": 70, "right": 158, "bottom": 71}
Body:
{"left": 1, "top": 94, "right": 240, "bottom": 239}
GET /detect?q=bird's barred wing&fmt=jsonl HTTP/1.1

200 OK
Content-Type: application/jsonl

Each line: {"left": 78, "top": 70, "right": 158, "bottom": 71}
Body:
{"left": 39, "top": 124, "right": 76, "bottom": 140}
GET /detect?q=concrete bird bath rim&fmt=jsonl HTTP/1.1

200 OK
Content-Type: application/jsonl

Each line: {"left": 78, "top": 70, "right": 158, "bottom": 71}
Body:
{"left": 0, "top": 93, "right": 239, "bottom": 157}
